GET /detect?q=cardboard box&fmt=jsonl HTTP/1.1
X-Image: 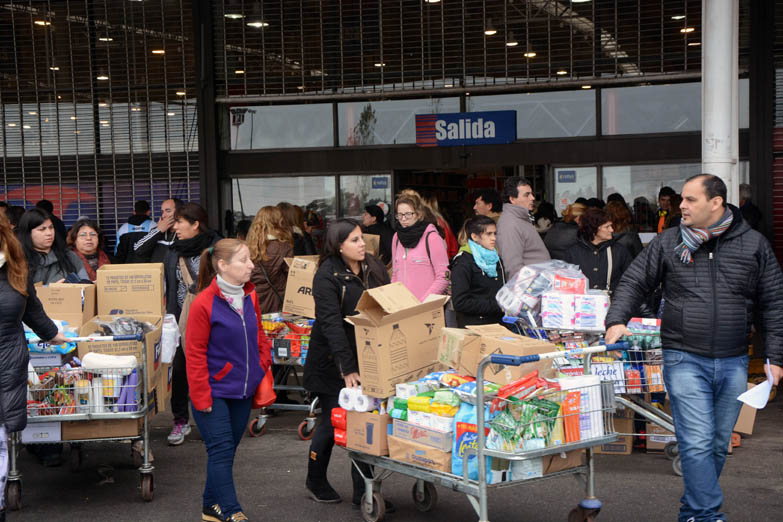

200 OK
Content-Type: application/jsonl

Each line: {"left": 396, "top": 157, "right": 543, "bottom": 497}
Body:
{"left": 21, "top": 421, "right": 62, "bottom": 444}
{"left": 437, "top": 328, "right": 482, "bottom": 374}
{"left": 393, "top": 419, "right": 452, "bottom": 451}
{"left": 388, "top": 435, "right": 451, "bottom": 472}
{"left": 35, "top": 282, "right": 96, "bottom": 328}
{"left": 543, "top": 450, "right": 584, "bottom": 474}
{"left": 407, "top": 410, "right": 455, "bottom": 433}
{"left": 363, "top": 234, "right": 380, "bottom": 257}
{"left": 594, "top": 411, "right": 634, "bottom": 455}
{"left": 346, "top": 411, "right": 391, "bottom": 456}
{"left": 733, "top": 383, "right": 757, "bottom": 435}
{"left": 282, "top": 256, "right": 319, "bottom": 318}
{"left": 61, "top": 418, "right": 143, "bottom": 440}
{"left": 154, "top": 362, "right": 172, "bottom": 414}
{"left": 96, "top": 263, "right": 164, "bottom": 316}
{"left": 347, "top": 283, "right": 450, "bottom": 398}
{"left": 646, "top": 422, "right": 676, "bottom": 452}
{"left": 29, "top": 351, "right": 76, "bottom": 368}
{"left": 459, "top": 325, "right": 555, "bottom": 384}
{"left": 78, "top": 315, "right": 162, "bottom": 389}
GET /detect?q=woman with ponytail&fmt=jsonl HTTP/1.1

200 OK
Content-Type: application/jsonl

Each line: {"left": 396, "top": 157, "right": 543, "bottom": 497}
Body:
{"left": 15, "top": 208, "right": 88, "bottom": 283}
{"left": 186, "top": 239, "right": 272, "bottom": 522}
{"left": 0, "top": 213, "right": 67, "bottom": 520}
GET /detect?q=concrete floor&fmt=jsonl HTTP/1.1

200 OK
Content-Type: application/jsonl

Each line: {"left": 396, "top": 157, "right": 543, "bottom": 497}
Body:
{"left": 7, "top": 396, "right": 783, "bottom": 522}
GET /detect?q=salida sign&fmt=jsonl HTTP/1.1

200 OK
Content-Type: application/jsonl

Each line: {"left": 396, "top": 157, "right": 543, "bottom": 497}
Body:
{"left": 415, "top": 110, "right": 516, "bottom": 147}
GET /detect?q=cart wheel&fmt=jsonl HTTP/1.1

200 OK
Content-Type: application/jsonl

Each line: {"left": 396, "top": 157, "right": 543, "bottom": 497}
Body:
{"left": 361, "top": 492, "right": 386, "bottom": 522}
{"left": 249, "top": 418, "right": 267, "bottom": 437}
{"left": 672, "top": 455, "right": 683, "bottom": 477}
{"left": 411, "top": 481, "right": 438, "bottom": 512}
{"left": 6, "top": 480, "right": 22, "bottom": 511}
{"left": 568, "top": 506, "right": 600, "bottom": 522}
{"left": 664, "top": 442, "right": 679, "bottom": 460}
{"left": 298, "top": 420, "right": 316, "bottom": 441}
{"left": 141, "top": 473, "right": 154, "bottom": 502}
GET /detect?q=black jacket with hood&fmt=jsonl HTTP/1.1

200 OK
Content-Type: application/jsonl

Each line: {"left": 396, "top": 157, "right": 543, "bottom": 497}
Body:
{"left": 450, "top": 249, "right": 506, "bottom": 327}
{"left": 303, "top": 254, "right": 389, "bottom": 396}
{"left": 605, "top": 205, "right": 783, "bottom": 364}
{"left": 564, "top": 238, "right": 632, "bottom": 294}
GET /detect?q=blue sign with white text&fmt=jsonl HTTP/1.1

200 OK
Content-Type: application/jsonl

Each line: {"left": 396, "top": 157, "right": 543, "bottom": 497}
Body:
{"left": 557, "top": 171, "right": 577, "bottom": 183}
{"left": 416, "top": 110, "right": 517, "bottom": 147}
{"left": 371, "top": 177, "right": 389, "bottom": 189}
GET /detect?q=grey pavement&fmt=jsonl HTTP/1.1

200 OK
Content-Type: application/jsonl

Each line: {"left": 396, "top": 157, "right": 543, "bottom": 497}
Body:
{"left": 7, "top": 398, "right": 783, "bottom": 522}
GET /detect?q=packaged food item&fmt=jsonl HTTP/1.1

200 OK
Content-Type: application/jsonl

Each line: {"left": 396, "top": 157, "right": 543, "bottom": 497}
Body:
{"left": 393, "top": 397, "right": 409, "bottom": 411}
{"left": 395, "top": 382, "right": 420, "bottom": 399}
{"left": 390, "top": 408, "right": 408, "bottom": 421}
{"left": 496, "top": 371, "right": 539, "bottom": 400}
{"left": 453, "top": 381, "right": 500, "bottom": 404}
{"left": 331, "top": 407, "right": 347, "bottom": 430}
{"left": 430, "top": 403, "right": 459, "bottom": 417}
{"left": 561, "top": 391, "right": 581, "bottom": 443}
{"left": 334, "top": 428, "right": 347, "bottom": 447}
{"left": 432, "top": 390, "right": 460, "bottom": 407}
{"left": 419, "top": 370, "right": 454, "bottom": 391}
{"left": 439, "top": 373, "right": 474, "bottom": 388}
{"left": 407, "top": 395, "right": 432, "bottom": 413}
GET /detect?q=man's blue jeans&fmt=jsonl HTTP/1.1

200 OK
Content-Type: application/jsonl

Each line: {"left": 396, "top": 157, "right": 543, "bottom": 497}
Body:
{"left": 663, "top": 349, "right": 748, "bottom": 522}
{"left": 192, "top": 397, "right": 252, "bottom": 517}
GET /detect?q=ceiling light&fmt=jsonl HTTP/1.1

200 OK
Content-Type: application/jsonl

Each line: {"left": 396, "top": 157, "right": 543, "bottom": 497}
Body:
{"left": 34, "top": 20, "right": 51, "bottom": 26}
{"left": 680, "top": 27, "right": 695, "bottom": 33}
{"left": 556, "top": 69, "right": 568, "bottom": 75}
{"left": 296, "top": 85, "right": 305, "bottom": 90}
{"left": 672, "top": 15, "right": 686, "bottom": 20}
{"left": 582, "top": 85, "right": 592, "bottom": 89}
{"left": 28, "top": 111, "right": 37, "bottom": 115}
{"left": 484, "top": 19, "right": 497, "bottom": 36}
{"left": 506, "top": 32, "right": 518, "bottom": 47}
{"left": 444, "top": 83, "right": 453, "bottom": 88}
{"left": 57, "top": 96, "right": 62, "bottom": 100}
{"left": 74, "top": 130, "right": 80, "bottom": 134}
{"left": 7, "top": 123, "right": 16, "bottom": 127}
{"left": 96, "top": 69, "right": 109, "bottom": 80}
{"left": 176, "top": 91, "right": 186, "bottom": 96}
{"left": 247, "top": 21, "right": 269, "bottom": 28}
{"left": 99, "top": 37, "right": 113, "bottom": 42}
{"left": 571, "top": 0, "right": 592, "bottom": 3}
{"left": 425, "top": 0, "right": 441, "bottom": 3}
{"left": 152, "top": 49, "right": 165, "bottom": 55}
{"left": 524, "top": 51, "right": 537, "bottom": 58}
{"left": 374, "top": 62, "right": 385, "bottom": 67}
{"left": 49, "top": 66, "right": 59, "bottom": 71}
{"left": 99, "top": 102, "right": 108, "bottom": 107}
{"left": 23, "top": 125, "right": 31, "bottom": 129}
{"left": 101, "top": 123, "right": 110, "bottom": 127}
{"left": 100, "top": 120, "right": 109, "bottom": 124}
{"left": 70, "top": 116, "right": 77, "bottom": 120}
{"left": 224, "top": 13, "right": 244, "bottom": 20}
{"left": 167, "top": 112, "right": 175, "bottom": 116}
{"left": 688, "top": 42, "right": 701, "bottom": 46}
{"left": 235, "top": 69, "right": 245, "bottom": 74}
{"left": 131, "top": 107, "right": 141, "bottom": 112}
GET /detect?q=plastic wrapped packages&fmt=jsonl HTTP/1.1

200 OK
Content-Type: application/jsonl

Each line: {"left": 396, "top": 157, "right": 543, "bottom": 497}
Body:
{"left": 161, "top": 314, "right": 180, "bottom": 364}
{"left": 495, "top": 261, "right": 588, "bottom": 319}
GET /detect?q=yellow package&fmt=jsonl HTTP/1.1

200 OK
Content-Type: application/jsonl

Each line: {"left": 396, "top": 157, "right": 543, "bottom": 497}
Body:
{"left": 430, "top": 402, "right": 458, "bottom": 417}
{"left": 407, "top": 395, "right": 432, "bottom": 413}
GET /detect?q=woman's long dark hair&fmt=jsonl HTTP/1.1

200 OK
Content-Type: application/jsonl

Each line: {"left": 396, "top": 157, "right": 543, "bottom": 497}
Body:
{"left": 15, "top": 208, "right": 78, "bottom": 276}
{"left": 320, "top": 219, "right": 361, "bottom": 265}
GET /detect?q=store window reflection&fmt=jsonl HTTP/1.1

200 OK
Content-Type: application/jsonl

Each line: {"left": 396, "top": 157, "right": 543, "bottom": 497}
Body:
{"left": 232, "top": 176, "right": 336, "bottom": 222}
{"left": 229, "top": 104, "right": 333, "bottom": 150}
{"left": 553, "top": 167, "right": 597, "bottom": 215}
{"left": 340, "top": 174, "right": 392, "bottom": 218}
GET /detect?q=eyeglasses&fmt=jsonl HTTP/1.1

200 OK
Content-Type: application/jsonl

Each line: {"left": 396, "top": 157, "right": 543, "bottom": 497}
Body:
{"left": 77, "top": 232, "right": 98, "bottom": 238}
{"left": 395, "top": 212, "right": 416, "bottom": 220}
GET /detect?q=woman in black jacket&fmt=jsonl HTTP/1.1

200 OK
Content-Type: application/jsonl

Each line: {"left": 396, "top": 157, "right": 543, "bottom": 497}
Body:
{"left": 303, "top": 219, "right": 389, "bottom": 506}
{"left": 544, "top": 202, "right": 586, "bottom": 261}
{"left": 605, "top": 201, "right": 643, "bottom": 259}
{"left": 1, "top": 213, "right": 66, "bottom": 518}
{"left": 451, "top": 216, "right": 506, "bottom": 327}
{"left": 564, "top": 208, "right": 632, "bottom": 294}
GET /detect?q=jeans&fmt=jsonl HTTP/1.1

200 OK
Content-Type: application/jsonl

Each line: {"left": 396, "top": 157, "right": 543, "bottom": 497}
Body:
{"left": 171, "top": 343, "right": 189, "bottom": 423}
{"left": 663, "top": 349, "right": 748, "bottom": 522}
{"left": 192, "top": 397, "right": 252, "bottom": 516}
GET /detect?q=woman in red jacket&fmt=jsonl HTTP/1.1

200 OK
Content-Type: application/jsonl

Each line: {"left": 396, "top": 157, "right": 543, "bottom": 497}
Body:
{"left": 186, "top": 238, "right": 272, "bottom": 522}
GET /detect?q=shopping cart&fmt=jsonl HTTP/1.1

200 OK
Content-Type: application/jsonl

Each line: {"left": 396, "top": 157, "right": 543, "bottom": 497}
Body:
{"left": 345, "top": 342, "right": 629, "bottom": 522}
{"left": 7, "top": 333, "right": 155, "bottom": 510}
{"left": 248, "top": 313, "right": 320, "bottom": 440}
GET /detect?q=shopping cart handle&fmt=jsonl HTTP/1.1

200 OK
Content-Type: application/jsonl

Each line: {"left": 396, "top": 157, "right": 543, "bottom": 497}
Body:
{"left": 111, "top": 334, "right": 144, "bottom": 342}
{"left": 604, "top": 341, "right": 629, "bottom": 352}
{"left": 488, "top": 353, "right": 541, "bottom": 366}
{"left": 502, "top": 316, "right": 518, "bottom": 324}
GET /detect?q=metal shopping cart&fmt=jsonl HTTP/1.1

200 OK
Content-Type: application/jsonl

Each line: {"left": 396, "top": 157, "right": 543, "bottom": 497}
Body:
{"left": 248, "top": 313, "right": 320, "bottom": 440}
{"left": 344, "top": 342, "right": 628, "bottom": 522}
{"left": 6, "top": 333, "right": 155, "bottom": 510}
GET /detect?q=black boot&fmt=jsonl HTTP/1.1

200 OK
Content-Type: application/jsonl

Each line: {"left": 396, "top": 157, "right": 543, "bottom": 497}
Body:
{"left": 305, "top": 450, "right": 341, "bottom": 503}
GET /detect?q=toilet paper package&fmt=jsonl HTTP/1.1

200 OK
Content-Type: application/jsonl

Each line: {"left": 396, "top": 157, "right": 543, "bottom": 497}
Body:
{"left": 338, "top": 387, "right": 381, "bottom": 412}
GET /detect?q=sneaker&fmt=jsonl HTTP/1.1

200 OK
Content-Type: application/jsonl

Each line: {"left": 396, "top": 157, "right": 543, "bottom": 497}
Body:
{"left": 227, "top": 513, "right": 248, "bottom": 522}
{"left": 305, "top": 478, "right": 341, "bottom": 503}
{"left": 167, "top": 421, "right": 191, "bottom": 446}
{"left": 202, "top": 504, "right": 226, "bottom": 522}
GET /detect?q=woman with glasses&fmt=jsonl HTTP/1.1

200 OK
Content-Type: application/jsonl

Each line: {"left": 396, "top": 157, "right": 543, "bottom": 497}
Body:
{"left": 391, "top": 194, "right": 449, "bottom": 301}
{"left": 67, "top": 218, "right": 111, "bottom": 281}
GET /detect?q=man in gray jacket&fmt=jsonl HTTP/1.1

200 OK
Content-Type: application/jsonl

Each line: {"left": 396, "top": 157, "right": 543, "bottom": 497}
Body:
{"left": 495, "top": 177, "right": 550, "bottom": 277}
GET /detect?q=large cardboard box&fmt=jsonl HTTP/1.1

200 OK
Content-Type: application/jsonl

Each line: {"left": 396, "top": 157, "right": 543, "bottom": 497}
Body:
{"left": 61, "top": 418, "right": 143, "bottom": 440}
{"left": 437, "top": 328, "right": 482, "bottom": 375}
{"left": 347, "top": 283, "right": 450, "bottom": 398}
{"left": 35, "top": 282, "right": 96, "bottom": 328}
{"left": 346, "top": 411, "right": 391, "bottom": 456}
{"left": 392, "top": 419, "right": 452, "bottom": 451}
{"left": 21, "top": 421, "right": 62, "bottom": 444}
{"left": 78, "top": 315, "right": 162, "bottom": 390}
{"left": 388, "top": 435, "right": 451, "bottom": 472}
{"left": 459, "top": 325, "right": 555, "bottom": 384}
{"left": 96, "top": 263, "right": 164, "bottom": 316}
{"left": 363, "top": 234, "right": 380, "bottom": 257}
{"left": 595, "top": 411, "right": 634, "bottom": 455}
{"left": 282, "top": 256, "right": 319, "bottom": 318}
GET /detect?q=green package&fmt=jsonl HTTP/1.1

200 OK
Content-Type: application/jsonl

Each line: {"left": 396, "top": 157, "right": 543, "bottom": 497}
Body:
{"left": 433, "top": 390, "right": 460, "bottom": 407}
{"left": 393, "top": 397, "right": 408, "bottom": 411}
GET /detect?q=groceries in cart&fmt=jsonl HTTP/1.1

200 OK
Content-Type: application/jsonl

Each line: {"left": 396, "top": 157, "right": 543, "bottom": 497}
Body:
{"left": 24, "top": 320, "right": 79, "bottom": 354}
{"left": 496, "top": 261, "right": 587, "bottom": 318}
{"left": 261, "top": 312, "right": 313, "bottom": 365}
{"left": 26, "top": 352, "right": 142, "bottom": 417}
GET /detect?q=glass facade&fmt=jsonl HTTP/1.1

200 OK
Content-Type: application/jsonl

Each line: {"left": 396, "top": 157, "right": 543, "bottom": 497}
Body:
{"left": 340, "top": 174, "right": 392, "bottom": 218}
{"left": 232, "top": 176, "right": 337, "bottom": 222}
{"left": 553, "top": 167, "right": 597, "bottom": 214}
{"left": 229, "top": 104, "right": 334, "bottom": 150}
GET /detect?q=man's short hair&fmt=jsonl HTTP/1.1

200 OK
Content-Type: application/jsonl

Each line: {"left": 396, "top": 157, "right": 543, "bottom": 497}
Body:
{"left": 658, "top": 186, "right": 676, "bottom": 199}
{"left": 475, "top": 189, "right": 503, "bottom": 213}
{"left": 35, "top": 199, "right": 54, "bottom": 213}
{"left": 502, "top": 177, "right": 533, "bottom": 203}
{"left": 685, "top": 174, "right": 727, "bottom": 207}
{"left": 134, "top": 200, "right": 151, "bottom": 214}
{"left": 739, "top": 183, "right": 752, "bottom": 202}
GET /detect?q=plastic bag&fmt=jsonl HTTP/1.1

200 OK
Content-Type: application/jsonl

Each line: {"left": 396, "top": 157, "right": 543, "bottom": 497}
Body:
{"left": 495, "top": 260, "right": 587, "bottom": 319}
{"left": 252, "top": 370, "right": 276, "bottom": 409}
{"left": 161, "top": 314, "right": 181, "bottom": 364}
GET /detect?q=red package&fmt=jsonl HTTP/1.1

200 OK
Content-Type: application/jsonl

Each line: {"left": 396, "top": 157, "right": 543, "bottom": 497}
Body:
{"left": 334, "top": 428, "right": 347, "bottom": 447}
{"left": 625, "top": 368, "right": 642, "bottom": 394}
{"left": 562, "top": 391, "right": 582, "bottom": 443}
{"left": 331, "top": 407, "right": 347, "bottom": 431}
{"left": 496, "top": 370, "right": 538, "bottom": 399}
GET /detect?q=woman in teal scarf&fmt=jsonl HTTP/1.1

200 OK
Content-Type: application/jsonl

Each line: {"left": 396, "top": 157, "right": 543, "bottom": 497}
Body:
{"left": 450, "top": 216, "right": 506, "bottom": 328}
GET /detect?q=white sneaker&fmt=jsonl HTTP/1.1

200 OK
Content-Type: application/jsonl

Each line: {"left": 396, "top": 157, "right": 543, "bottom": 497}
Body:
{"left": 167, "top": 421, "right": 191, "bottom": 445}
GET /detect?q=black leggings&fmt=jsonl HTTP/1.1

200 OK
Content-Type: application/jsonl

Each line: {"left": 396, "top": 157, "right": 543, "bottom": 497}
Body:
{"left": 309, "top": 393, "right": 340, "bottom": 465}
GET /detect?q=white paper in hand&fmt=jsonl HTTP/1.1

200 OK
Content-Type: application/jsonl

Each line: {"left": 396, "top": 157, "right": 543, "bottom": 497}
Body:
{"left": 737, "top": 359, "right": 773, "bottom": 409}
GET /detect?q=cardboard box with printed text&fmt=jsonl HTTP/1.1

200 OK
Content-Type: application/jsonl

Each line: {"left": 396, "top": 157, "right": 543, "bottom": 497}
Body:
{"left": 346, "top": 411, "right": 391, "bottom": 456}
{"left": 437, "top": 328, "right": 482, "bottom": 375}
{"left": 35, "top": 282, "right": 97, "bottom": 328}
{"left": 387, "top": 435, "right": 451, "bottom": 472}
{"left": 282, "top": 256, "right": 319, "bottom": 318}
{"left": 96, "top": 263, "right": 164, "bottom": 316}
{"left": 347, "top": 283, "right": 450, "bottom": 398}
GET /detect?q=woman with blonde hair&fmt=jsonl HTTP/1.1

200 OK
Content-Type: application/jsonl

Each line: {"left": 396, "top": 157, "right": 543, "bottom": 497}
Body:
{"left": 543, "top": 202, "right": 586, "bottom": 261}
{"left": 278, "top": 202, "right": 317, "bottom": 256}
{"left": 247, "top": 206, "right": 294, "bottom": 314}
